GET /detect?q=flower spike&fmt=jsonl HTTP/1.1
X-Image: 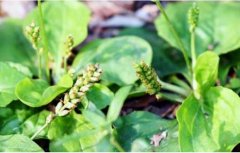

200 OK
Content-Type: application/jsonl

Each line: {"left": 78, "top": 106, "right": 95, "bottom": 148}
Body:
{"left": 134, "top": 61, "right": 161, "bottom": 95}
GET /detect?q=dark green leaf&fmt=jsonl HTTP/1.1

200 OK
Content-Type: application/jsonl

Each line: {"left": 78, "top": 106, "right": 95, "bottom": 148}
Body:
{"left": 87, "top": 83, "right": 114, "bottom": 109}
{"left": 0, "top": 102, "right": 39, "bottom": 135}
{"left": 114, "top": 111, "right": 179, "bottom": 151}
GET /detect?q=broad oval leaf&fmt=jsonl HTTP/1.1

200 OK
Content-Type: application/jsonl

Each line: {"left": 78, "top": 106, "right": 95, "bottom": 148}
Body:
{"left": 16, "top": 74, "right": 73, "bottom": 107}
{"left": 72, "top": 36, "right": 152, "bottom": 86}
{"left": 177, "top": 86, "right": 240, "bottom": 151}
{"left": 0, "top": 62, "right": 28, "bottom": 107}
{"left": 0, "top": 134, "right": 43, "bottom": 152}
{"left": 155, "top": 2, "right": 240, "bottom": 56}
{"left": 86, "top": 83, "right": 114, "bottom": 109}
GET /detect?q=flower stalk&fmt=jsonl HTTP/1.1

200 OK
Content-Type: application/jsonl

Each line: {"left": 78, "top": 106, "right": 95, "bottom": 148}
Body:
{"left": 37, "top": 0, "right": 50, "bottom": 81}
{"left": 188, "top": 3, "right": 200, "bottom": 98}
{"left": 155, "top": 0, "right": 191, "bottom": 75}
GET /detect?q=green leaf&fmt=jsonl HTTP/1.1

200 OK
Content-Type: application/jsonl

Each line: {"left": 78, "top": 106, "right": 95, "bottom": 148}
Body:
{"left": 25, "top": 1, "right": 90, "bottom": 80}
{"left": 0, "top": 62, "right": 28, "bottom": 107}
{"left": 114, "top": 111, "right": 179, "bottom": 152}
{"left": 15, "top": 78, "right": 49, "bottom": 107}
{"left": 72, "top": 36, "right": 152, "bottom": 86}
{"left": 155, "top": 2, "right": 240, "bottom": 56}
{"left": 0, "top": 134, "right": 43, "bottom": 151}
{"left": 72, "top": 39, "right": 103, "bottom": 71}
{"left": 229, "top": 78, "right": 240, "bottom": 89}
{"left": 107, "top": 85, "right": 132, "bottom": 122}
{"left": 177, "top": 86, "right": 240, "bottom": 151}
{"left": 193, "top": 51, "right": 219, "bottom": 98}
{"left": 16, "top": 74, "right": 73, "bottom": 107}
{"left": 21, "top": 110, "right": 50, "bottom": 138}
{"left": 49, "top": 112, "right": 104, "bottom": 151}
{"left": 218, "top": 50, "right": 240, "bottom": 85}
{"left": 0, "top": 102, "right": 38, "bottom": 135}
{"left": 7, "top": 62, "right": 33, "bottom": 77}
{"left": 81, "top": 102, "right": 108, "bottom": 128}
{"left": 49, "top": 129, "right": 106, "bottom": 152}
{"left": 119, "top": 28, "right": 186, "bottom": 77}
{"left": 87, "top": 83, "right": 114, "bottom": 109}
{"left": 0, "top": 19, "right": 36, "bottom": 73}
{"left": 82, "top": 110, "right": 107, "bottom": 128}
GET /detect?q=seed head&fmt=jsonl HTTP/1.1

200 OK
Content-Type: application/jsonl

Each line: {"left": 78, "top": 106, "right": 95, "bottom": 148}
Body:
{"left": 24, "top": 22, "right": 40, "bottom": 49}
{"left": 64, "top": 35, "right": 74, "bottom": 57}
{"left": 134, "top": 61, "right": 161, "bottom": 95}
{"left": 55, "top": 64, "right": 102, "bottom": 116}
{"left": 188, "top": 3, "right": 199, "bottom": 32}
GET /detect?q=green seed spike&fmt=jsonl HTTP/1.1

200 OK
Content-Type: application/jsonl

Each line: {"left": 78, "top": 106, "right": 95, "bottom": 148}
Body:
{"left": 188, "top": 3, "right": 199, "bottom": 32}
{"left": 24, "top": 22, "right": 40, "bottom": 50}
{"left": 64, "top": 35, "right": 74, "bottom": 56}
{"left": 134, "top": 61, "right": 161, "bottom": 95}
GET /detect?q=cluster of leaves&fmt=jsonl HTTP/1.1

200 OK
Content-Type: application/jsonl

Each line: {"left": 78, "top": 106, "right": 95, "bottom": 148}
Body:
{"left": 1, "top": 1, "right": 240, "bottom": 152}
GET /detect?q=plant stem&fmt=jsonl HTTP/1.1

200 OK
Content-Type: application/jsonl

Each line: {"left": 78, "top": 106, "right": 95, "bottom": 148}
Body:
{"left": 38, "top": 0, "right": 50, "bottom": 82}
{"left": 170, "top": 76, "right": 191, "bottom": 91}
{"left": 191, "top": 32, "right": 196, "bottom": 67}
{"left": 31, "top": 121, "right": 49, "bottom": 140}
{"left": 37, "top": 49, "right": 42, "bottom": 79}
{"left": 64, "top": 57, "right": 68, "bottom": 72}
{"left": 155, "top": 0, "right": 191, "bottom": 75}
{"left": 31, "top": 113, "right": 55, "bottom": 140}
{"left": 159, "top": 80, "right": 189, "bottom": 97}
{"left": 156, "top": 92, "right": 184, "bottom": 103}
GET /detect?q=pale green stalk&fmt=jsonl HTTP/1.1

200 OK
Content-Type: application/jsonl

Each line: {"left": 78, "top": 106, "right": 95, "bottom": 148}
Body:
{"left": 155, "top": 0, "right": 191, "bottom": 75}
{"left": 38, "top": 0, "right": 50, "bottom": 82}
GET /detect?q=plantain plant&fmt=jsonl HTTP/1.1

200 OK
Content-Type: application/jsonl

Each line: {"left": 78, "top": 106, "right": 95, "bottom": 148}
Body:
{"left": 1, "top": 0, "right": 240, "bottom": 152}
